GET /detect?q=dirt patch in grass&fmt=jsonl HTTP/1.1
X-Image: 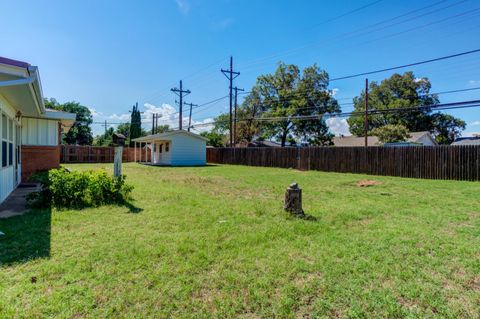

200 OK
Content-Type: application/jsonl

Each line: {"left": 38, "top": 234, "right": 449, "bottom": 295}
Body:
{"left": 356, "top": 179, "right": 383, "bottom": 187}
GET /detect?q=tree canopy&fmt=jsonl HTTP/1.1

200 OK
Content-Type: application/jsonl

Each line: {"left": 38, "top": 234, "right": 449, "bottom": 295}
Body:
{"left": 211, "top": 62, "right": 340, "bottom": 147}
{"left": 45, "top": 98, "right": 93, "bottom": 145}
{"left": 129, "top": 104, "right": 142, "bottom": 146}
{"left": 347, "top": 72, "right": 465, "bottom": 144}
{"left": 371, "top": 124, "right": 410, "bottom": 143}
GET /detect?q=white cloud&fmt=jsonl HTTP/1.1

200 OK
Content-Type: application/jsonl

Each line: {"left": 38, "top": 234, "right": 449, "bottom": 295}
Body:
{"left": 213, "top": 18, "right": 235, "bottom": 30}
{"left": 88, "top": 107, "right": 103, "bottom": 117}
{"left": 329, "top": 88, "right": 339, "bottom": 97}
{"left": 109, "top": 113, "right": 130, "bottom": 121}
{"left": 326, "top": 117, "right": 351, "bottom": 136}
{"left": 414, "top": 77, "right": 427, "bottom": 83}
{"left": 142, "top": 103, "right": 214, "bottom": 133}
{"left": 175, "top": 0, "right": 190, "bottom": 15}
{"left": 469, "top": 121, "right": 480, "bottom": 126}
{"left": 468, "top": 80, "right": 480, "bottom": 86}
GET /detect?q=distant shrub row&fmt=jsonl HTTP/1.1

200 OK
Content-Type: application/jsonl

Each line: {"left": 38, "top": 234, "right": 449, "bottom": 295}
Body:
{"left": 28, "top": 168, "right": 134, "bottom": 209}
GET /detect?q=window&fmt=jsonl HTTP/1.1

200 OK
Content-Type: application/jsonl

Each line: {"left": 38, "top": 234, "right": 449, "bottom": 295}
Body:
{"left": 8, "top": 142, "right": 12, "bottom": 166}
{"left": 16, "top": 125, "right": 20, "bottom": 164}
{"left": 166, "top": 142, "right": 169, "bottom": 152}
{"left": 8, "top": 118, "right": 13, "bottom": 142}
{"left": 1, "top": 114, "right": 7, "bottom": 168}
{"left": 159, "top": 144, "right": 163, "bottom": 153}
{"left": 1, "top": 114, "right": 6, "bottom": 139}
{"left": 1, "top": 141, "right": 6, "bottom": 167}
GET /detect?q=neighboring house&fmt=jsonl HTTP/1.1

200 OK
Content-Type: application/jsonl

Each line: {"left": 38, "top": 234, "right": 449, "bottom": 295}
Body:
{"left": 333, "top": 131, "right": 438, "bottom": 147}
{"left": 451, "top": 136, "right": 480, "bottom": 145}
{"left": 132, "top": 130, "right": 207, "bottom": 166}
{"left": 0, "top": 56, "right": 75, "bottom": 203}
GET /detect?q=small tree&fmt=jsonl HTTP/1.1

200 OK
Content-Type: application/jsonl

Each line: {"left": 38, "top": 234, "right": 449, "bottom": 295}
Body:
{"left": 129, "top": 104, "right": 142, "bottom": 146}
{"left": 371, "top": 124, "right": 410, "bottom": 144}
{"left": 200, "top": 130, "right": 227, "bottom": 147}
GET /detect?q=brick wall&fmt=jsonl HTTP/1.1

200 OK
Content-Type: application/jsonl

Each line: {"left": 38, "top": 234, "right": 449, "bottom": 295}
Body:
{"left": 21, "top": 145, "right": 60, "bottom": 182}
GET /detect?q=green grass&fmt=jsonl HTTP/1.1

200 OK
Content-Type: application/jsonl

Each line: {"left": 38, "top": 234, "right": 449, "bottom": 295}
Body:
{"left": 1, "top": 163, "right": 479, "bottom": 318}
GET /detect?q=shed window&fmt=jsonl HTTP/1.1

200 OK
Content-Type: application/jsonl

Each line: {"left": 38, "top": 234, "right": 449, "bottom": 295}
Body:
{"left": 159, "top": 144, "right": 163, "bottom": 153}
{"left": 166, "top": 142, "right": 169, "bottom": 152}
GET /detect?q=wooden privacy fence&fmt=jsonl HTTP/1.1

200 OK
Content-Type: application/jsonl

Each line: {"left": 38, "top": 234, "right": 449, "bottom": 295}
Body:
{"left": 207, "top": 146, "right": 480, "bottom": 181}
{"left": 61, "top": 145, "right": 151, "bottom": 163}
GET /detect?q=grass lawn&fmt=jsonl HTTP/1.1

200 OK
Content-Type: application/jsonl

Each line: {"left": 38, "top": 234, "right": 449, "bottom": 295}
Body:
{"left": 1, "top": 163, "right": 479, "bottom": 318}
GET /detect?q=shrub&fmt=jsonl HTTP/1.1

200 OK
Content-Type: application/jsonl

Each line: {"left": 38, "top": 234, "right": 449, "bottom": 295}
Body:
{"left": 28, "top": 168, "right": 134, "bottom": 209}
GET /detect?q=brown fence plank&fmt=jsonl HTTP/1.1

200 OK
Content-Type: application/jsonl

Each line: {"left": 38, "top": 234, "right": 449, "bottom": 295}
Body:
{"left": 206, "top": 146, "right": 480, "bottom": 181}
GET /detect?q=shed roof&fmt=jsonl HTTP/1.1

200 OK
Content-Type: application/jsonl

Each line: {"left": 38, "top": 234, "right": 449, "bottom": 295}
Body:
{"left": 132, "top": 130, "right": 208, "bottom": 143}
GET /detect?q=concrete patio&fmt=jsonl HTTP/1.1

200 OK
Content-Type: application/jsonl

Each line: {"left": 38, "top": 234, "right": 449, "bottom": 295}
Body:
{"left": 0, "top": 184, "right": 41, "bottom": 219}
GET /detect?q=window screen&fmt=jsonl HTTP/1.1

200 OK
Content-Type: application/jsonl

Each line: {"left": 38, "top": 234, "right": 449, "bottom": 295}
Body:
{"left": 8, "top": 119, "right": 13, "bottom": 142}
{"left": 8, "top": 142, "right": 13, "bottom": 166}
{"left": 2, "top": 141, "right": 6, "bottom": 167}
{"left": 1, "top": 114, "right": 6, "bottom": 139}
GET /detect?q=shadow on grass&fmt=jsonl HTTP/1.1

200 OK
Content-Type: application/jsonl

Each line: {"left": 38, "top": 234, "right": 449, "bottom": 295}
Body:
{"left": 0, "top": 208, "right": 51, "bottom": 266}
{"left": 123, "top": 201, "right": 143, "bottom": 214}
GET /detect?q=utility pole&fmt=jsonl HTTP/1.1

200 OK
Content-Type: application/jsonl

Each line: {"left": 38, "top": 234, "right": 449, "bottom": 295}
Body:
{"left": 171, "top": 80, "right": 191, "bottom": 130}
{"left": 233, "top": 86, "right": 244, "bottom": 147}
{"left": 221, "top": 56, "right": 240, "bottom": 146}
{"left": 184, "top": 102, "right": 198, "bottom": 132}
{"left": 364, "top": 78, "right": 369, "bottom": 148}
{"left": 103, "top": 120, "right": 107, "bottom": 135}
{"left": 155, "top": 113, "right": 159, "bottom": 132}
{"left": 152, "top": 113, "right": 156, "bottom": 135}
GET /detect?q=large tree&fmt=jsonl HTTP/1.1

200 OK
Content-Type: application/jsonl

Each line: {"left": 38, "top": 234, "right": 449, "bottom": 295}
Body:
{"left": 431, "top": 113, "right": 466, "bottom": 144}
{"left": 45, "top": 98, "right": 93, "bottom": 145}
{"left": 347, "top": 72, "right": 465, "bottom": 144}
{"left": 244, "top": 62, "right": 340, "bottom": 146}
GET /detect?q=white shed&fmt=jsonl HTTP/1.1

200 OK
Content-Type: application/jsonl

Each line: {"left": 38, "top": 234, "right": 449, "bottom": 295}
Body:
{"left": 132, "top": 130, "right": 207, "bottom": 166}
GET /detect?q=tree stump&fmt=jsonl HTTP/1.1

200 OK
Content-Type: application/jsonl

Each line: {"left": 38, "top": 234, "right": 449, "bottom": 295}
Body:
{"left": 114, "top": 146, "right": 123, "bottom": 177}
{"left": 284, "top": 182, "right": 305, "bottom": 217}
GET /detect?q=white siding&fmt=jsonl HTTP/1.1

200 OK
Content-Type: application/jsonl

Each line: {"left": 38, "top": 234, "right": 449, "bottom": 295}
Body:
{"left": 21, "top": 117, "right": 58, "bottom": 146}
{"left": 0, "top": 95, "right": 21, "bottom": 203}
{"left": 152, "top": 142, "right": 172, "bottom": 165}
{"left": 170, "top": 133, "right": 206, "bottom": 166}
{"left": 417, "top": 135, "right": 436, "bottom": 146}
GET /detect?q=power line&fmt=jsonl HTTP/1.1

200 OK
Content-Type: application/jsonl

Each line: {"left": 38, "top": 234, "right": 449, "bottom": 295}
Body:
{"left": 171, "top": 80, "right": 191, "bottom": 130}
{"left": 184, "top": 102, "right": 198, "bottom": 132}
{"left": 184, "top": 99, "right": 480, "bottom": 129}
{"left": 239, "top": 0, "right": 459, "bottom": 70}
{"left": 306, "top": 0, "right": 385, "bottom": 29}
{"left": 233, "top": 86, "right": 244, "bottom": 146}
{"left": 221, "top": 56, "right": 240, "bottom": 146}
{"left": 330, "top": 48, "right": 480, "bottom": 81}
{"left": 138, "top": 56, "right": 228, "bottom": 106}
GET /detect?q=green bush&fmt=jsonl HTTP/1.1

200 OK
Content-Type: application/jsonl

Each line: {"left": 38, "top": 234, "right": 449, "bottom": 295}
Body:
{"left": 28, "top": 168, "right": 134, "bottom": 209}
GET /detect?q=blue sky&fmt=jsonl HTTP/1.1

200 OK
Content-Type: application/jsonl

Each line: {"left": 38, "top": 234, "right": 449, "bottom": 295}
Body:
{"left": 1, "top": 0, "right": 480, "bottom": 136}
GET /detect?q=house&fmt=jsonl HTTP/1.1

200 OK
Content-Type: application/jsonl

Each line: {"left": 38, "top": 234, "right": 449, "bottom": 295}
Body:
{"left": 333, "top": 131, "right": 438, "bottom": 147}
{"left": 451, "top": 135, "right": 480, "bottom": 145}
{"left": 132, "top": 130, "right": 208, "bottom": 166}
{"left": 0, "top": 56, "right": 75, "bottom": 203}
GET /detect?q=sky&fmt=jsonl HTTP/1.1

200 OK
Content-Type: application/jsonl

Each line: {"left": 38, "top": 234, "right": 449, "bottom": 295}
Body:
{"left": 1, "top": 0, "right": 479, "bottom": 137}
